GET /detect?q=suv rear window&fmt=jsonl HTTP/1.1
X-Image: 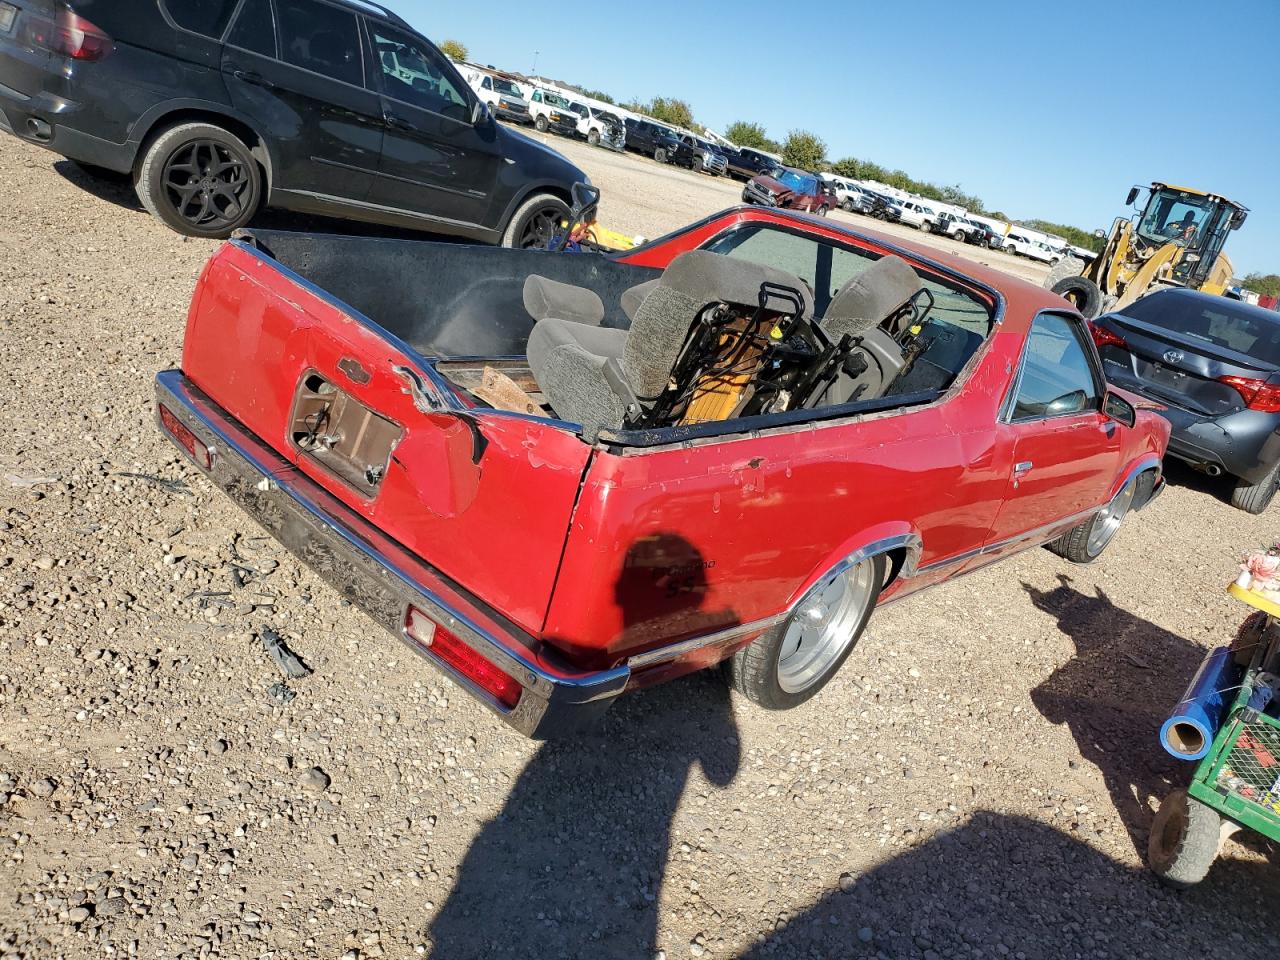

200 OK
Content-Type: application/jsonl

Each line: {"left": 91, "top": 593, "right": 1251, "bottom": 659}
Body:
{"left": 162, "top": 0, "right": 238, "bottom": 38}
{"left": 276, "top": 0, "right": 363, "bottom": 87}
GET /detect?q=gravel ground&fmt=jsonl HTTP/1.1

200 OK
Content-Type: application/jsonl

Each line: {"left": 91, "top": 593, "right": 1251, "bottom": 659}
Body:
{"left": 1, "top": 134, "right": 1278, "bottom": 960}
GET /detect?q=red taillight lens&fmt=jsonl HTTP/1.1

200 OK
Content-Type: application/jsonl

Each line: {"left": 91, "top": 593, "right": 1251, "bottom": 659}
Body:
{"left": 1218, "top": 375, "right": 1280, "bottom": 413}
{"left": 23, "top": 9, "right": 113, "bottom": 60}
{"left": 1088, "top": 322, "right": 1127, "bottom": 351}
{"left": 157, "top": 403, "right": 212, "bottom": 470}
{"left": 55, "top": 10, "right": 113, "bottom": 60}
{"left": 404, "top": 607, "right": 523, "bottom": 709}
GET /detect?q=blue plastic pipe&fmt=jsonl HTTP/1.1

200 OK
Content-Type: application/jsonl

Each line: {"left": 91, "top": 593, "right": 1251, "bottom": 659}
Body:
{"left": 1160, "top": 646, "right": 1239, "bottom": 761}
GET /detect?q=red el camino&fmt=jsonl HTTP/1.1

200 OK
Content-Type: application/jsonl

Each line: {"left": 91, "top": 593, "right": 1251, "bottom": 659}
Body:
{"left": 155, "top": 206, "right": 1169, "bottom": 736}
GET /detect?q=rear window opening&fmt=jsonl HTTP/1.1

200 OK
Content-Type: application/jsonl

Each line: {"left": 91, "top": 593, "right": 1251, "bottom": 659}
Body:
{"left": 1118, "top": 292, "right": 1280, "bottom": 366}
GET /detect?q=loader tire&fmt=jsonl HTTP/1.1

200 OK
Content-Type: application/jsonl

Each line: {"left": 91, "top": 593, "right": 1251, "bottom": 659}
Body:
{"left": 1050, "top": 275, "right": 1104, "bottom": 319}
{"left": 1043, "top": 256, "right": 1087, "bottom": 290}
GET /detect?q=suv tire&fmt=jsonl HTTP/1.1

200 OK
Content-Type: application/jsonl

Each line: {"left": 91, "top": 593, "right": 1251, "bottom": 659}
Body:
{"left": 587, "top": 128, "right": 600, "bottom": 145}
{"left": 501, "top": 192, "right": 571, "bottom": 249}
{"left": 654, "top": 147, "right": 667, "bottom": 164}
{"left": 135, "top": 122, "right": 261, "bottom": 239}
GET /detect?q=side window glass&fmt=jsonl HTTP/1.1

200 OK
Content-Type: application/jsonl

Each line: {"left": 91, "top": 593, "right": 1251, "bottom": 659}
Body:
{"left": 481, "top": 76, "right": 492, "bottom": 90}
{"left": 225, "top": 0, "right": 276, "bottom": 57}
{"left": 162, "top": 0, "right": 238, "bottom": 38}
{"left": 1011, "top": 313, "right": 1101, "bottom": 420}
{"left": 275, "top": 0, "right": 362, "bottom": 86}
{"left": 370, "top": 26, "right": 468, "bottom": 117}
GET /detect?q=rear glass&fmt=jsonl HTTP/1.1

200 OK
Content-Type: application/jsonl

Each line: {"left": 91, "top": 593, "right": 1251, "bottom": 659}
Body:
{"left": 276, "top": 0, "right": 363, "bottom": 87}
{"left": 162, "top": 0, "right": 238, "bottom": 38}
{"left": 1121, "top": 294, "right": 1280, "bottom": 365}
{"left": 225, "top": 0, "right": 275, "bottom": 57}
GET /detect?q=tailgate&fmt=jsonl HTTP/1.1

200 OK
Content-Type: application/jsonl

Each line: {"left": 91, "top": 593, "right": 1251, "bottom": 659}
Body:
{"left": 180, "top": 241, "right": 593, "bottom": 635}
{"left": 0, "top": 0, "right": 57, "bottom": 99}
{"left": 1100, "top": 315, "right": 1266, "bottom": 417}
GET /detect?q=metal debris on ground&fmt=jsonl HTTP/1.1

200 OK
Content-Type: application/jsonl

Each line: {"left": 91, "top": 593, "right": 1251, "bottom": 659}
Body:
{"left": 113, "top": 471, "right": 192, "bottom": 496}
{"left": 260, "top": 627, "right": 312, "bottom": 679}
{"left": 183, "top": 590, "right": 234, "bottom": 610}
{"left": 266, "top": 682, "right": 296, "bottom": 706}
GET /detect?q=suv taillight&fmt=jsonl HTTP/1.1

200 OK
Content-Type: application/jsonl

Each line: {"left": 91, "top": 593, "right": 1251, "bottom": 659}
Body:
{"left": 22, "top": 7, "right": 113, "bottom": 60}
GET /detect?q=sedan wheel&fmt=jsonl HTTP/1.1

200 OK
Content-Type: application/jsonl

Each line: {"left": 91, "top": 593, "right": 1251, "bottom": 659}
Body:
{"left": 724, "top": 555, "right": 885, "bottom": 709}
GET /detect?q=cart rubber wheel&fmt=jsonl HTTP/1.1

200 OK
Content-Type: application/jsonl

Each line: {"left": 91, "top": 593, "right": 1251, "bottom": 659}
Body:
{"left": 1148, "top": 789, "right": 1221, "bottom": 888}
{"left": 723, "top": 554, "right": 884, "bottom": 710}
{"left": 1230, "top": 460, "right": 1280, "bottom": 514}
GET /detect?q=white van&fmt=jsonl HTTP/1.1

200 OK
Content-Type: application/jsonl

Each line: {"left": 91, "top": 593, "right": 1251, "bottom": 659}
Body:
{"left": 459, "top": 69, "right": 531, "bottom": 125}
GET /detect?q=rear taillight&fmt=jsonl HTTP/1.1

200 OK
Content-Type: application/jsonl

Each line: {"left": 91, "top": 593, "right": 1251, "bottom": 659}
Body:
{"left": 1217, "top": 375, "right": 1280, "bottom": 413}
{"left": 404, "top": 607, "right": 523, "bottom": 709}
{"left": 157, "top": 403, "right": 212, "bottom": 470}
{"left": 1088, "top": 321, "right": 1126, "bottom": 351}
{"left": 21, "top": 8, "right": 113, "bottom": 60}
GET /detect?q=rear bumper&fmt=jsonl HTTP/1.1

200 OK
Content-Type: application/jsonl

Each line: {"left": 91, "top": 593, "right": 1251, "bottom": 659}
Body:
{"left": 154, "top": 370, "right": 630, "bottom": 738}
{"left": 0, "top": 78, "right": 134, "bottom": 172}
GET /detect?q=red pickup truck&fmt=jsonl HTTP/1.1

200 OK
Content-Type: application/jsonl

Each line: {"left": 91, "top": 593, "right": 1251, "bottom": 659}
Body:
{"left": 156, "top": 206, "right": 1168, "bottom": 737}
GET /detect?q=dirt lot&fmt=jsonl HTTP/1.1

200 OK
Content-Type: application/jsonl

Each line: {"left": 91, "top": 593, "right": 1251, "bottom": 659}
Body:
{"left": 1, "top": 133, "right": 1278, "bottom": 960}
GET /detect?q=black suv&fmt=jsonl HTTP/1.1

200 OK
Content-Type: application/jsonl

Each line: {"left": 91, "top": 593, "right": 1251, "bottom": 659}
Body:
{"left": 0, "top": 0, "right": 587, "bottom": 245}
{"left": 623, "top": 117, "right": 693, "bottom": 167}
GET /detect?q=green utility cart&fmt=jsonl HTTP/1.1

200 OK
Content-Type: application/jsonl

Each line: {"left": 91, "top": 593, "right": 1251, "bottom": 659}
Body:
{"left": 1148, "top": 583, "right": 1280, "bottom": 887}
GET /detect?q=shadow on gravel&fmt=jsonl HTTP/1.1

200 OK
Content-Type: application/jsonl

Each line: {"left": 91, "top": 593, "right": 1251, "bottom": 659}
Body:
{"left": 1025, "top": 574, "right": 1213, "bottom": 858}
{"left": 1160, "top": 457, "right": 1235, "bottom": 507}
{"left": 426, "top": 535, "right": 742, "bottom": 959}
{"left": 733, "top": 810, "right": 1280, "bottom": 959}
{"left": 51, "top": 159, "right": 465, "bottom": 242}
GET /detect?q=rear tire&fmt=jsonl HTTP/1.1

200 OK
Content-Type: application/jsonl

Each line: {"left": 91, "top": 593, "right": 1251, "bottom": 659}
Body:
{"left": 723, "top": 555, "right": 885, "bottom": 710}
{"left": 501, "top": 192, "right": 571, "bottom": 250}
{"left": 1231, "top": 461, "right": 1280, "bottom": 514}
{"left": 1050, "top": 275, "right": 1104, "bottom": 319}
{"left": 1148, "top": 789, "right": 1220, "bottom": 889}
{"left": 134, "top": 122, "right": 261, "bottom": 239}
{"left": 1048, "top": 476, "right": 1137, "bottom": 563}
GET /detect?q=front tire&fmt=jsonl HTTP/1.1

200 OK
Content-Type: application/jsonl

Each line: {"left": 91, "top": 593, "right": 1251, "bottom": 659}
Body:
{"left": 840, "top": 199, "right": 854, "bottom": 212}
{"left": 501, "top": 192, "right": 571, "bottom": 250}
{"left": 724, "top": 555, "right": 885, "bottom": 710}
{"left": 1048, "top": 477, "right": 1137, "bottom": 563}
{"left": 587, "top": 128, "right": 600, "bottom": 146}
{"left": 534, "top": 115, "right": 549, "bottom": 133}
{"left": 1231, "top": 461, "right": 1280, "bottom": 514}
{"left": 1148, "top": 790, "right": 1221, "bottom": 889}
{"left": 919, "top": 220, "right": 931, "bottom": 232}
{"left": 134, "top": 122, "right": 261, "bottom": 239}
{"left": 654, "top": 147, "right": 667, "bottom": 164}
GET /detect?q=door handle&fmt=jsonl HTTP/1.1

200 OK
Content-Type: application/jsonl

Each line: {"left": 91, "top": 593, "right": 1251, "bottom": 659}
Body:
{"left": 1013, "top": 460, "right": 1034, "bottom": 474}
{"left": 383, "top": 113, "right": 414, "bottom": 132}
{"left": 232, "top": 69, "right": 274, "bottom": 90}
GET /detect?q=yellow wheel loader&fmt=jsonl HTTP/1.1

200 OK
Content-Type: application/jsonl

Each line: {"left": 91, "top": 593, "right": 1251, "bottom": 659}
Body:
{"left": 1045, "top": 182, "right": 1248, "bottom": 319}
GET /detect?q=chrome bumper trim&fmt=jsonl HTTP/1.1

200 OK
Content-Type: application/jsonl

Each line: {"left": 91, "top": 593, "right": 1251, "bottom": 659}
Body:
{"left": 154, "top": 371, "right": 629, "bottom": 738}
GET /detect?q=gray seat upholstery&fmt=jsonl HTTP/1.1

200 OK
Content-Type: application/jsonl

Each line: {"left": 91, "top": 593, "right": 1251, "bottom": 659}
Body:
{"left": 523, "top": 274, "right": 606, "bottom": 326}
{"left": 822, "top": 255, "right": 921, "bottom": 340}
{"left": 527, "top": 250, "right": 811, "bottom": 438}
{"left": 620, "top": 278, "right": 659, "bottom": 321}
{"left": 817, "top": 255, "right": 922, "bottom": 405}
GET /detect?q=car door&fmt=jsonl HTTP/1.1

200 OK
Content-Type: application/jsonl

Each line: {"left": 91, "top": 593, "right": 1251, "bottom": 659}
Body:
{"left": 221, "top": 0, "right": 382, "bottom": 203}
{"left": 982, "top": 311, "right": 1121, "bottom": 560}
{"left": 364, "top": 20, "right": 501, "bottom": 229}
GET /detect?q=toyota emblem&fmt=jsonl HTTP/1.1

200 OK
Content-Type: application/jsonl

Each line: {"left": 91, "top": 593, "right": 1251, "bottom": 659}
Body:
{"left": 1162, "top": 350, "right": 1184, "bottom": 364}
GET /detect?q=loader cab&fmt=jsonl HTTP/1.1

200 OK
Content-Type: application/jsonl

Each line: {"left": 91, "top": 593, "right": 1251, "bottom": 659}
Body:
{"left": 1129, "top": 183, "right": 1248, "bottom": 287}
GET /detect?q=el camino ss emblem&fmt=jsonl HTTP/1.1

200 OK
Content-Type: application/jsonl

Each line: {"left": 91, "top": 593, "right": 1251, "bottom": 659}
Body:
{"left": 1162, "top": 350, "right": 1184, "bottom": 364}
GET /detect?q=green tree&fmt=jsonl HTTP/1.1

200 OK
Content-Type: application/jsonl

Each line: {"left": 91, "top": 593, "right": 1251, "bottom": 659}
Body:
{"left": 579, "top": 88, "right": 615, "bottom": 105}
{"left": 646, "top": 97, "right": 694, "bottom": 129}
{"left": 1245, "top": 273, "right": 1280, "bottom": 298}
{"left": 782, "top": 129, "right": 826, "bottom": 171}
{"left": 438, "top": 39, "right": 468, "bottom": 62}
{"left": 724, "top": 121, "right": 775, "bottom": 151}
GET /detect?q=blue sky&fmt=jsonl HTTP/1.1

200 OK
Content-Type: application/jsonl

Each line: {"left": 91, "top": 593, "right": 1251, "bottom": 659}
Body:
{"left": 401, "top": 0, "right": 1279, "bottom": 276}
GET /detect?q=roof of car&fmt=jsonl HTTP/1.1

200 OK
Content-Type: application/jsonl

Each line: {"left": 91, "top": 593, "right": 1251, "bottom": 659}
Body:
{"left": 328, "top": 0, "right": 413, "bottom": 28}
{"left": 1143, "top": 287, "right": 1280, "bottom": 321}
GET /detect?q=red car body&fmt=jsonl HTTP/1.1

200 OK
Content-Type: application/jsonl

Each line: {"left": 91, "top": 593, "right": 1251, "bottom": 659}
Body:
{"left": 742, "top": 168, "right": 831, "bottom": 214}
{"left": 155, "top": 206, "right": 1169, "bottom": 736}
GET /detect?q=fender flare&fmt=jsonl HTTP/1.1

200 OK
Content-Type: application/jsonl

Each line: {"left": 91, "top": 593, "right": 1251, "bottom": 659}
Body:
{"left": 1110, "top": 452, "right": 1162, "bottom": 503}
{"left": 494, "top": 179, "right": 575, "bottom": 233}
{"left": 128, "top": 99, "right": 278, "bottom": 193}
{"left": 787, "top": 524, "right": 924, "bottom": 610}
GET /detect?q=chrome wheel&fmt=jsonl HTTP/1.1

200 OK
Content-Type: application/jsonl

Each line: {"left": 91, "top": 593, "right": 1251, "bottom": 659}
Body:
{"left": 1087, "top": 481, "right": 1136, "bottom": 556}
{"left": 777, "top": 559, "right": 877, "bottom": 694}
